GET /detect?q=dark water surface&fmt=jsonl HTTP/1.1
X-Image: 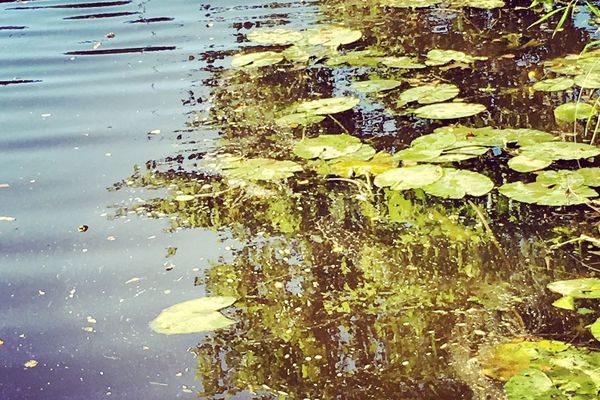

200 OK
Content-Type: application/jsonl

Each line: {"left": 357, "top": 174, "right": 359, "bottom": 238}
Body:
{"left": 0, "top": 1, "right": 316, "bottom": 399}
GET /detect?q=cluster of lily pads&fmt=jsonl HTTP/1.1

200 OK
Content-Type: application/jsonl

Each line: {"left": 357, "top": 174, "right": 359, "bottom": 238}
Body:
{"left": 533, "top": 49, "right": 600, "bottom": 124}
{"left": 481, "top": 339, "right": 600, "bottom": 399}
{"left": 381, "top": 0, "right": 505, "bottom": 8}
{"left": 548, "top": 277, "right": 600, "bottom": 340}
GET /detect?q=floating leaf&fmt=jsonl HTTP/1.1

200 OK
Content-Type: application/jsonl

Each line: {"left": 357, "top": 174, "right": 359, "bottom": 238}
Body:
{"left": 425, "top": 49, "right": 488, "bottom": 66}
{"left": 394, "top": 147, "right": 443, "bottom": 162}
{"left": 373, "top": 164, "right": 443, "bottom": 190}
{"left": 150, "top": 296, "right": 236, "bottom": 335}
{"left": 397, "top": 84, "right": 460, "bottom": 107}
{"left": 577, "top": 167, "right": 600, "bottom": 186}
{"left": 382, "top": 0, "right": 442, "bottom": 8}
{"left": 422, "top": 168, "right": 494, "bottom": 198}
{"left": 247, "top": 28, "right": 304, "bottom": 45}
{"left": 591, "top": 318, "right": 600, "bottom": 341}
{"left": 304, "top": 26, "right": 362, "bottom": 48}
{"left": 328, "top": 152, "right": 397, "bottom": 178}
{"left": 352, "top": 78, "right": 402, "bottom": 93}
{"left": 231, "top": 51, "right": 284, "bottom": 68}
{"left": 456, "top": 0, "right": 505, "bottom": 8}
{"left": 508, "top": 155, "right": 552, "bottom": 173}
{"left": 552, "top": 295, "right": 575, "bottom": 310}
{"left": 547, "top": 278, "right": 600, "bottom": 299}
{"left": 532, "top": 77, "right": 574, "bottom": 92}
{"left": 411, "top": 130, "right": 458, "bottom": 150}
{"left": 380, "top": 56, "right": 426, "bottom": 69}
{"left": 518, "top": 142, "right": 600, "bottom": 162}
{"left": 221, "top": 158, "right": 303, "bottom": 181}
{"left": 295, "top": 97, "right": 360, "bottom": 115}
{"left": 574, "top": 72, "right": 600, "bottom": 89}
{"left": 293, "top": 134, "right": 364, "bottom": 160}
{"left": 413, "top": 102, "right": 487, "bottom": 119}
{"left": 504, "top": 369, "right": 554, "bottom": 400}
{"left": 554, "top": 102, "right": 597, "bottom": 122}
{"left": 275, "top": 113, "right": 325, "bottom": 127}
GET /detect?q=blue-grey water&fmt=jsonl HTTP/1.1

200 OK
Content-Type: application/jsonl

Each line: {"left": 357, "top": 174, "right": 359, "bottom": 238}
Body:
{"left": 0, "top": 1, "right": 316, "bottom": 398}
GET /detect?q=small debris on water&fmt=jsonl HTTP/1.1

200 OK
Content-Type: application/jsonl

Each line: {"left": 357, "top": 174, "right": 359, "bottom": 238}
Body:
{"left": 78, "top": 225, "right": 88, "bottom": 232}
{"left": 164, "top": 262, "right": 175, "bottom": 271}
{"left": 0, "top": 216, "right": 16, "bottom": 222}
{"left": 105, "top": 32, "right": 116, "bottom": 39}
{"left": 41, "top": 113, "right": 51, "bottom": 118}
{"left": 24, "top": 360, "right": 38, "bottom": 368}
{"left": 0, "top": 183, "right": 9, "bottom": 189}
{"left": 0, "top": 339, "right": 4, "bottom": 347}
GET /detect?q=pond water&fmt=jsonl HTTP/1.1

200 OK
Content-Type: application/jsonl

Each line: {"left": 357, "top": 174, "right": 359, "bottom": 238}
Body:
{"left": 1, "top": 0, "right": 600, "bottom": 399}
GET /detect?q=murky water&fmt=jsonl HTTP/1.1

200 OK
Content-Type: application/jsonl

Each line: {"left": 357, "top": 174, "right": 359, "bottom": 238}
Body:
{"left": 2, "top": 0, "right": 600, "bottom": 399}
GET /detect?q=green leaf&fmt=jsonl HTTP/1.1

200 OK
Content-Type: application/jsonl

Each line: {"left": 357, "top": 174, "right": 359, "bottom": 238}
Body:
{"left": 547, "top": 278, "right": 600, "bottom": 299}
{"left": 590, "top": 318, "right": 600, "bottom": 342}
{"left": 499, "top": 181, "right": 597, "bottom": 206}
{"left": 149, "top": 296, "right": 237, "bottom": 335}
{"left": 352, "top": 78, "right": 402, "bottom": 93}
{"left": 455, "top": 0, "right": 505, "bottom": 9}
{"left": 519, "top": 142, "right": 600, "bottom": 162}
{"left": 295, "top": 97, "right": 360, "bottom": 115}
{"left": 293, "top": 134, "right": 364, "bottom": 160}
{"left": 411, "top": 130, "right": 458, "bottom": 149}
{"left": 231, "top": 51, "right": 284, "bottom": 68}
{"left": 221, "top": 158, "right": 303, "bottom": 181}
{"left": 394, "top": 147, "right": 443, "bottom": 162}
{"left": 577, "top": 167, "right": 600, "bottom": 186}
{"left": 508, "top": 155, "right": 552, "bottom": 172}
{"left": 325, "top": 49, "right": 385, "bottom": 67}
{"left": 303, "top": 26, "right": 362, "bottom": 48}
{"left": 422, "top": 168, "right": 494, "bottom": 198}
{"left": 382, "top": 0, "right": 442, "bottom": 8}
{"left": 574, "top": 73, "right": 600, "bottom": 89}
{"left": 247, "top": 28, "right": 304, "bottom": 45}
{"left": 554, "top": 102, "right": 597, "bottom": 123}
{"left": 413, "top": 102, "right": 487, "bottom": 119}
{"left": 552, "top": 296, "right": 575, "bottom": 310}
{"left": 328, "top": 152, "right": 397, "bottom": 178}
{"left": 275, "top": 113, "right": 326, "bottom": 127}
{"left": 504, "top": 369, "right": 554, "bottom": 400}
{"left": 397, "top": 84, "right": 460, "bottom": 107}
{"left": 380, "top": 56, "right": 426, "bottom": 69}
{"left": 425, "top": 49, "right": 488, "bottom": 66}
{"left": 532, "top": 77, "right": 574, "bottom": 92}
{"left": 373, "top": 164, "right": 443, "bottom": 190}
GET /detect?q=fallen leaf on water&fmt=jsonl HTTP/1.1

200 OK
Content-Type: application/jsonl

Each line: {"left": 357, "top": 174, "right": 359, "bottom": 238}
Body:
{"left": 125, "top": 277, "right": 142, "bottom": 284}
{"left": 0, "top": 216, "right": 16, "bottom": 222}
{"left": 24, "top": 360, "right": 38, "bottom": 368}
{"left": 0, "top": 339, "right": 4, "bottom": 347}
{"left": 149, "top": 129, "right": 161, "bottom": 135}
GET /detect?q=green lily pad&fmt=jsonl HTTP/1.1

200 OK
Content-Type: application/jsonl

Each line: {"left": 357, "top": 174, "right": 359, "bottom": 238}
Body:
{"left": 591, "top": 318, "right": 600, "bottom": 341}
{"left": 554, "top": 102, "right": 597, "bottom": 123}
{"left": 304, "top": 26, "right": 362, "bottom": 48}
{"left": 380, "top": 56, "right": 426, "bottom": 69}
{"left": 221, "top": 158, "right": 303, "bottom": 181}
{"left": 508, "top": 155, "right": 552, "bottom": 173}
{"left": 500, "top": 181, "right": 597, "bottom": 206}
{"left": 293, "top": 134, "right": 364, "bottom": 160}
{"left": 504, "top": 369, "right": 554, "bottom": 400}
{"left": 247, "top": 28, "right": 304, "bottom": 45}
{"left": 352, "top": 78, "right": 402, "bottom": 93}
{"left": 503, "top": 129, "right": 556, "bottom": 146}
{"left": 275, "top": 113, "right": 326, "bottom": 127}
{"left": 577, "top": 167, "right": 600, "bottom": 186}
{"left": 231, "top": 51, "right": 284, "bottom": 68}
{"left": 548, "top": 278, "right": 600, "bottom": 299}
{"left": 411, "top": 130, "right": 458, "bottom": 150}
{"left": 422, "top": 168, "right": 494, "bottom": 198}
{"left": 552, "top": 295, "right": 575, "bottom": 310}
{"left": 325, "top": 49, "right": 386, "bottom": 67}
{"left": 413, "top": 102, "right": 487, "bottom": 119}
{"left": 574, "top": 72, "right": 600, "bottom": 89}
{"left": 532, "top": 77, "right": 575, "bottom": 92}
{"left": 397, "top": 84, "right": 460, "bottom": 107}
{"left": 394, "top": 147, "right": 443, "bottom": 162}
{"left": 425, "top": 49, "right": 488, "bottom": 66}
{"left": 382, "top": 0, "right": 442, "bottom": 7}
{"left": 295, "top": 97, "right": 360, "bottom": 115}
{"left": 149, "top": 296, "right": 237, "bottom": 335}
{"left": 456, "top": 0, "right": 505, "bottom": 8}
{"left": 373, "top": 164, "right": 443, "bottom": 190}
{"left": 328, "top": 152, "right": 397, "bottom": 178}
{"left": 519, "top": 142, "right": 600, "bottom": 162}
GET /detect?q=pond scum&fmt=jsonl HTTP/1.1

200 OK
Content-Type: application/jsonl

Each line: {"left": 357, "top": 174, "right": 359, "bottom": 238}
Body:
{"left": 111, "top": 0, "right": 600, "bottom": 398}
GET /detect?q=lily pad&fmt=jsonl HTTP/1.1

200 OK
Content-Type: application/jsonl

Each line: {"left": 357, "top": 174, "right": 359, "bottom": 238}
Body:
{"left": 221, "top": 158, "right": 303, "bottom": 181}
{"left": 577, "top": 167, "right": 600, "bottom": 186}
{"left": 499, "top": 181, "right": 597, "bottom": 206}
{"left": 554, "top": 102, "right": 597, "bottom": 123}
{"left": 149, "top": 296, "right": 237, "bottom": 335}
{"left": 413, "top": 102, "right": 487, "bottom": 119}
{"left": 552, "top": 295, "right": 575, "bottom": 310}
{"left": 532, "top": 77, "right": 575, "bottom": 92}
{"left": 382, "top": 0, "right": 442, "bottom": 7}
{"left": 328, "top": 152, "right": 397, "bottom": 178}
{"left": 518, "top": 142, "right": 600, "bottom": 162}
{"left": 504, "top": 369, "right": 554, "bottom": 400}
{"left": 380, "top": 56, "right": 426, "bottom": 69}
{"left": 422, "top": 168, "right": 494, "bottom": 198}
{"left": 397, "top": 84, "right": 460, "bottom": 107}
{"left": 547, "top": 278, "right": 600, "bottom": 299}
{"left": 352, "top": 78, "right": 402, "bottom": 93}
{"left": 591, "top": 318, "right": 600, "bottom": 341}
{"left": 304, "top": 26, "right": 362, "bottom": 48}
{"left": 425, "top": 49, "right": 488, "bottom": 66}
{"left": 295, "top": 97, "right": 360, "bottom": 115}
{"left": 231, "top": 51, "right": 284, "bottom": 68}
{"left": 574, "top": 72, "right": 600, "bottom": 89}
{"left": 508, "top": 155, "right": 552, "bottom": 173}
{"left": 275, "top": 113, "right": 326, "bottom": 127}
{"left": 326, "top": 49, "right": 385, "bottom": 67}
{"left": 247, "top": 28, "right": 304, "bottom": 45}
{"left": 456, "top": 0, "right": 505, "bottom": 8}
{"left": 373, "top": 164, "right": 443, "bottom": 190}
{"left": 293, "top": 134, "right": 364, "bottom": 160}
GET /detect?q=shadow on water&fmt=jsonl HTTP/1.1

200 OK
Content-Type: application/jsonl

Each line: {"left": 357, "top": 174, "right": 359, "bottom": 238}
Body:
{"left": 109, "top": 0, "right": 600, "bottom": 399}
